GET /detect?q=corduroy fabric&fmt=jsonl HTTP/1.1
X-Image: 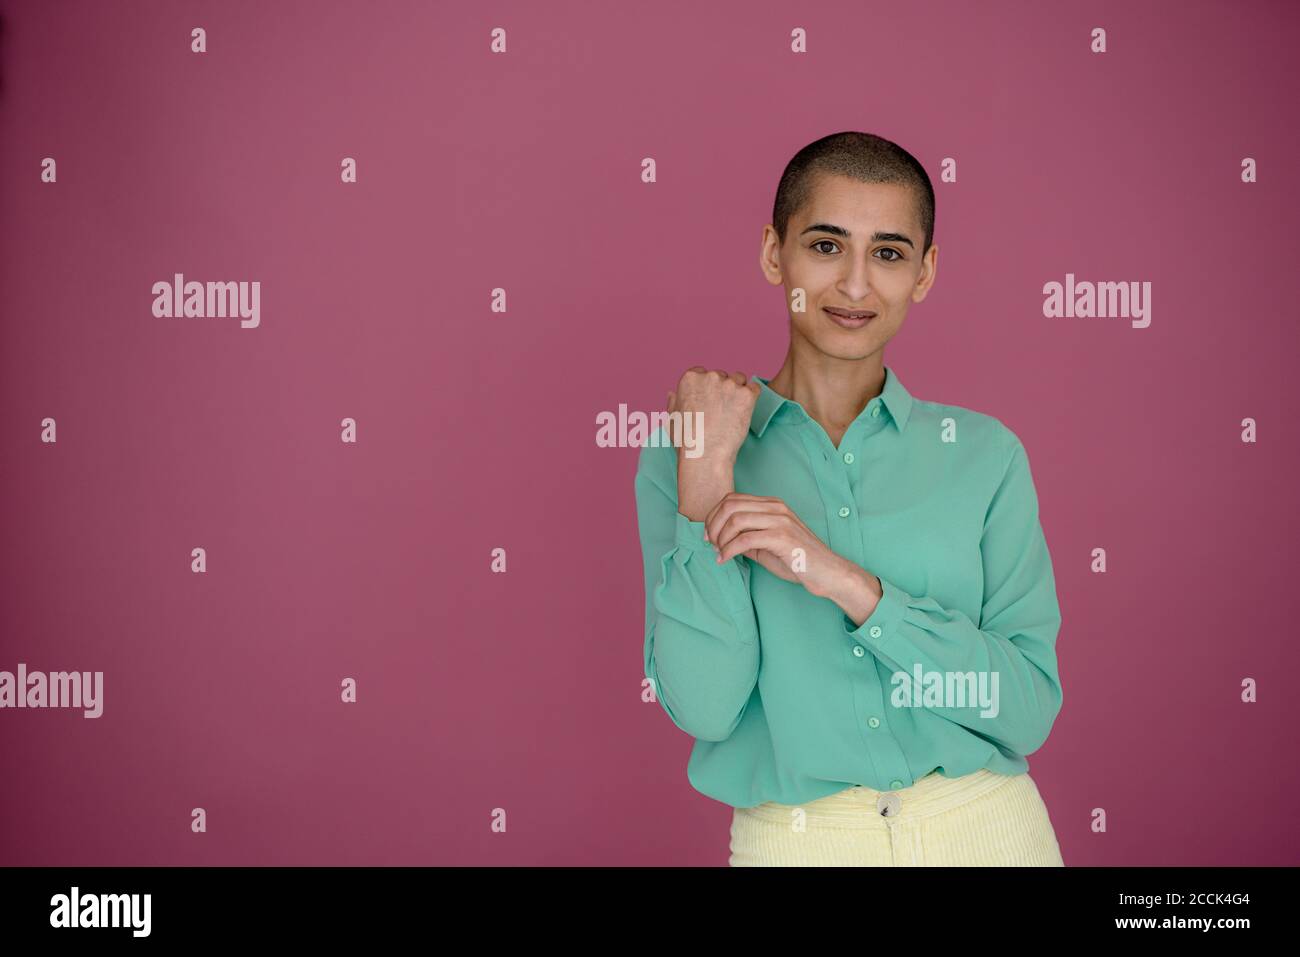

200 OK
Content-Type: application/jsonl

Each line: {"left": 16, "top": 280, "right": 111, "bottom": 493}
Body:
{"left": 728, "top": 769, "right": 1064, "bottom": 866}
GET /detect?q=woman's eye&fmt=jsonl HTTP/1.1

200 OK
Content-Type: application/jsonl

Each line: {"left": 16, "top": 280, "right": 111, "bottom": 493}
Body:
{"left": 876, "top": 248, "right": 902, "bottom": 262}
{"left": 812, "top": 240, "right": 839, "bottom": 255}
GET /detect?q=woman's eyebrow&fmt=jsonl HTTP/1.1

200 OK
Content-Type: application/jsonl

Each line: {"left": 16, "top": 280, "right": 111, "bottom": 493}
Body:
{"left": 799, "top": 223, "right": 915, "bottom": 248}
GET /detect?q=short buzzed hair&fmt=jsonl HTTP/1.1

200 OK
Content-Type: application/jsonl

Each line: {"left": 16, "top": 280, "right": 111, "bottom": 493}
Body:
{"left": 772, "top": 131, "right": 935, "bottom": 255}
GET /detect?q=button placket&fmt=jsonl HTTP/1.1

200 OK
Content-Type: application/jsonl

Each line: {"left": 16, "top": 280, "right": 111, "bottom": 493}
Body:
{"left": 797, "top": 412, "right": 912, "bottom": 793}
{"left": 797, "top": 428, "right": 858, "bottom": 565}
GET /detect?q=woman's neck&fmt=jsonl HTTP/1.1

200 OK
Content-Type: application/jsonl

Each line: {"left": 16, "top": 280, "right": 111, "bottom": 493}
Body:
{"left": 767, "top": 346, "right": 886, "bottom": 447}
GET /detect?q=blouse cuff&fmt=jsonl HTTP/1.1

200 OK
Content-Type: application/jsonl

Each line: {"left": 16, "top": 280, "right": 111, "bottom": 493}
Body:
{"left": 842, "top": 576, "right": 911, "bottom": 651}
{"left": 668, "top": 511, "right": 756, "bottom": 634}
{"left": 673, "top": 510, "right": 717, "bottom": 553}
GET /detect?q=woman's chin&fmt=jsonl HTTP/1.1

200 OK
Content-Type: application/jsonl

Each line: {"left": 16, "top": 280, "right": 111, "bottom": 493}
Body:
{"left": 811, "top": 334, "right": 880, "bottom": 361}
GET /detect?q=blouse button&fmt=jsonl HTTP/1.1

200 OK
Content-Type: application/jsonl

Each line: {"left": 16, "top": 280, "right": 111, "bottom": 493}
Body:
{"left": 869, "top": 625, "right": 882, "bottom": 639}
{"left": 838, "top": 506, "right": 851, "bottom": 518}
{"left": 867, "top": 716, "right": 880, "bottom": 728}
{"left": 843, "top": 452, "right": 855, "bottom": 464}
{"left": 852, "top": 646, "right": 865, "bottom": 658}
{"left": 890, "top": 779, "right": 904, "bottom": 790}
{"left": 870, "top": 406, "right": 881, "bottom": 418}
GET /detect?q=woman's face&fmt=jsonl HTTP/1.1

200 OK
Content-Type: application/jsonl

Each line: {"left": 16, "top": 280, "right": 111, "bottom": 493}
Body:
{"left": 760, "top": 173, "right": 938, "bottom": 361}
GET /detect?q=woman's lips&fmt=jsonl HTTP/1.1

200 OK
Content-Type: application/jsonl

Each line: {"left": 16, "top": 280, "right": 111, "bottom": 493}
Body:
{"left": 823, "top": 307, "right": 876, "bottom": 329}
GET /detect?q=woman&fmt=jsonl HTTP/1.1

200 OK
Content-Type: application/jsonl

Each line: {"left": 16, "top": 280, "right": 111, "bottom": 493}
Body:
{"left": 634, "top": 131, "right": 1065, "bottom": 866}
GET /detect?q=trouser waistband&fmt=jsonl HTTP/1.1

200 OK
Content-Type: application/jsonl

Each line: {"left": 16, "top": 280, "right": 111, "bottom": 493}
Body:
{"left": 738, "top": 769, "right": 1020, "bottom": 827}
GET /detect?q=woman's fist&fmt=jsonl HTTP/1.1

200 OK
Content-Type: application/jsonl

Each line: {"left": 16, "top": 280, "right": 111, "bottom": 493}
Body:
{"left": 667, "top": 368, "right": 760, "bottom": 465}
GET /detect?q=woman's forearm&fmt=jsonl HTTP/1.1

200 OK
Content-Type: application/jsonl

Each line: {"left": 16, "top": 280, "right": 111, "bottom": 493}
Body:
{"left": 676, "top": 455, "right": 735, "bottom": 522}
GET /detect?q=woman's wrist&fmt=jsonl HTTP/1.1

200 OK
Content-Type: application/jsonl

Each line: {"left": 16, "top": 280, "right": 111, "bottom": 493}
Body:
{"left": 824, "top": 559, "right": 883, "bottom": 626}
{"left": 677, "top": 455, "right": 734, "bottom": 522}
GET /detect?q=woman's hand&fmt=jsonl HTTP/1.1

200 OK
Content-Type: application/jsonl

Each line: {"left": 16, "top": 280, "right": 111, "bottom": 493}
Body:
{"left": 668, "top": 367, "right": 760, "bottom": 466}
{"left": 704, "top": 492, "right": 883, "bottom": 623}
{"left": 703, "top": 492, "right": 838, "bottom": 593}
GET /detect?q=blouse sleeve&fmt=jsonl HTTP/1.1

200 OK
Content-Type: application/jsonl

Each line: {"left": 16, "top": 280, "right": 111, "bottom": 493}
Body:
{"left": 635, "top": 443, "right": 761, "bottom": 742}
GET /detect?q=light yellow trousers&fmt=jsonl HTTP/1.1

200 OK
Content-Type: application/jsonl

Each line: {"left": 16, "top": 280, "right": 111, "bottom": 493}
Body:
{"left": 729, "top": 769, "right": 1064, "bottom": 866}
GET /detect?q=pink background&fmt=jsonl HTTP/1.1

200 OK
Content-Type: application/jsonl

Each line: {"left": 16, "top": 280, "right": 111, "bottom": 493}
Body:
{"left": 2, "top": 0, "right": 1298, "bottom": 866}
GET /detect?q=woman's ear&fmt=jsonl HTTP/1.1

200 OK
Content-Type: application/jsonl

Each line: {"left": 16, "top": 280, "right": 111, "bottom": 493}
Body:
{"left": 912, "top": 243, "right": 938, "bottom": 303}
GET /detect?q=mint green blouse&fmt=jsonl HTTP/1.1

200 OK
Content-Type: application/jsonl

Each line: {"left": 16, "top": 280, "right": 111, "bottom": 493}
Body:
{"left": 635, "top": 365, "right": 1063, "bottom": 809}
